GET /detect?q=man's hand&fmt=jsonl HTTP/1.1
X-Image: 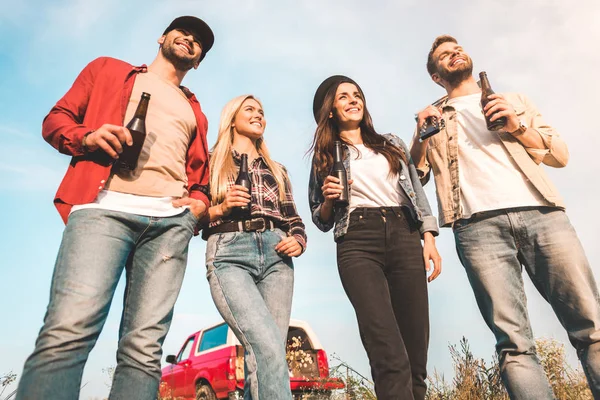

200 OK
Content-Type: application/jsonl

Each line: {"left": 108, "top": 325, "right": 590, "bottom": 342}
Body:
{"left": 84, "top": 124, "right": 133, "bottom": 159}
{"left": 275, "top": 236, "right": 302, "bottom": 257}
{"left": 483, "top": 94, "right": 520, "bottom": 133}
{"left": 416, "top": 105, "right": 443, "bottom": 142}
{"left": 423, "top": 232, "right": 442, "bottom": 282}
{"left": 411, "top": 105, "right": 443, "bottom": 169}
{"left": 172, "top": 197, "right": 208, "bottom": 220}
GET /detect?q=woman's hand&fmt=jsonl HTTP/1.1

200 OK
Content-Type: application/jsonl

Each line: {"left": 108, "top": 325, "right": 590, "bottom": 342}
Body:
{"left": 319, "top": 176, "right": 352, "bottom": 222}
{"left": 219, "top": 185, "right": 251, "bottom": 217}
{"left": 275, "top": 236, "right": 302, "bottom": 257}
{"left": 321, "top": 176, "right": 352, "bottom": 206}
{"left": 423, "top": 232, "right": 442, "bottom": 282}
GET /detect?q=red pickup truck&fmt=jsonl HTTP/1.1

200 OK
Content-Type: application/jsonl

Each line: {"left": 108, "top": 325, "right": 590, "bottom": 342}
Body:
{"left": 159, "top": 319, "right": 344, "bottom": 400}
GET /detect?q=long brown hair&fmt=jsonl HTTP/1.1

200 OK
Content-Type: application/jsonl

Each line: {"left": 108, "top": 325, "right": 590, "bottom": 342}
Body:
{"left": 308, "top": 81, "right": 408, "bottom": 179}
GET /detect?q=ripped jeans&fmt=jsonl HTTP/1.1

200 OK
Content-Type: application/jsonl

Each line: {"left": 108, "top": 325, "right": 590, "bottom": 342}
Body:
{"left": 17, "top": 208, "right": 196, "bottom": 400}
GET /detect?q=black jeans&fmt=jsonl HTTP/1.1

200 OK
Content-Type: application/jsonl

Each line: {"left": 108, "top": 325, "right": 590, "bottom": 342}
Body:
{"left": 337, "top": 207, "right": 429, "bottom": 400}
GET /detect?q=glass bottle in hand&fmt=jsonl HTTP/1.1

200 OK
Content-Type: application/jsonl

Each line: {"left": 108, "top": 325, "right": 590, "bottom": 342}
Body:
{"left": 479, "top": 72, "right": 506, "bottom": 131}
{"left": 332, "top": 141, "right": 349, "bottom": 207}
{"left": 231, "top": 153, "right": 252, "bottom": 219}
{"left": 117, "top": 92, "right": 150, "bottom": 171}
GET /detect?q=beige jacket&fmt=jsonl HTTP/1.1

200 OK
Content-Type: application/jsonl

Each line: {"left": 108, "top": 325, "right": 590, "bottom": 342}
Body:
{"left": 415, "top": 92, "right": 568, "bottom": 227}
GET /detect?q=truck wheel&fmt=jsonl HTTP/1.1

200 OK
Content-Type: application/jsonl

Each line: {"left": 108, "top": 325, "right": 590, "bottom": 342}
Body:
{"left": 196, "top": 383, "right": 217, "bottom": 400}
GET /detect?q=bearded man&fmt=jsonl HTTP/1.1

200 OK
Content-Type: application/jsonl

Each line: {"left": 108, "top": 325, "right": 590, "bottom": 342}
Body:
{"left": 16, "top": 16, "right": 214, "bottom": 400}
{"left": 410, "top": 35, "right": 600, "bottom": 399}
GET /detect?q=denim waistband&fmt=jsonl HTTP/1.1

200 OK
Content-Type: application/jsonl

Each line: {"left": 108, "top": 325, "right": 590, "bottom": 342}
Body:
{"left": 351, "top": 206, "right": 424, "bottom": 231}
{"left": 453, "top": 205, "right": 561, "bottom": 228}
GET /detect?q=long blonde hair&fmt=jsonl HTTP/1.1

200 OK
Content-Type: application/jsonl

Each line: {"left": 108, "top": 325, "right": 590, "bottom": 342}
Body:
{"left": 209, "top": 95, "right": 288, "bottom": 205}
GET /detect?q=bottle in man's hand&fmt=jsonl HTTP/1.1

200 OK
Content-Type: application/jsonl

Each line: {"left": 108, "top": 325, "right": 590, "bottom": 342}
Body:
{"left": 117, "top": 92, "right": 150, "bottom": 171}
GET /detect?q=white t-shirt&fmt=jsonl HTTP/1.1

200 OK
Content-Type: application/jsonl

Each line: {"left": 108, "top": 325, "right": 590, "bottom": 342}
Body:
{"left": 448, "top": 93, "right": 546, "bottom": 218}
{"left": 348, "top": 144, "right": 410, "bottom": 213}
{"left": 71, "top": 190, "right": 186, "bottom": 217}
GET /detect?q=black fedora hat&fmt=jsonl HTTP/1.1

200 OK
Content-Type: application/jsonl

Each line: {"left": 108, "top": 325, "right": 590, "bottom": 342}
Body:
{"left": 163, "top": 16, "right": 214, "bottom": 61}
{"left": 312, "top": 75, "right": 359, "bottom": 123}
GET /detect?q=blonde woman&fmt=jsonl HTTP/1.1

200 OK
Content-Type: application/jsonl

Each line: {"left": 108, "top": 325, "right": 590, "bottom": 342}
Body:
{"left": 202, "top": 95, "right": 306, "bottom": 399}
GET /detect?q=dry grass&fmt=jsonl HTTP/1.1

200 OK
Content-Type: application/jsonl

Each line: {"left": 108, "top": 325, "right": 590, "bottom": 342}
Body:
{"left": 157, "top": 337, "right": 594, "bottom": 399}
{"left": 1, "top": 371, "right": 17, "bottom": 400}
{"left": 426, "top": 337, "right": 592, "bottom": 400}
{"left": 5, "top": 336, "right": 584, "bottom": 399}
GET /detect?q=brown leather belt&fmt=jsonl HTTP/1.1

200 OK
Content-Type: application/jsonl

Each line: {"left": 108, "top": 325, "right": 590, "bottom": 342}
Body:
{"left": 204, "top": 217, "right": 281, "bottom": 238}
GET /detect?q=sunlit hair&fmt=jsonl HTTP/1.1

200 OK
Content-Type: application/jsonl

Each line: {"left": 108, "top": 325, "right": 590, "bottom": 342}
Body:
{"left": 307, "top": 82, "right": 407, "bottom": 179}
{"left": 209, "top": 95, "right": 288, "bottom": 204}
{"left": 426, "top": 34, "right": 458, "bottom": 76}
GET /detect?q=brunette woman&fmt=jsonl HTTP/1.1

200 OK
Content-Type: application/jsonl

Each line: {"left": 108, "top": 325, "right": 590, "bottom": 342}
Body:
{"left": 203, "top": 95, "right": 306, "bottom": 399}
{"left": 308, "top": 76, "right": 441, "bottom": 400}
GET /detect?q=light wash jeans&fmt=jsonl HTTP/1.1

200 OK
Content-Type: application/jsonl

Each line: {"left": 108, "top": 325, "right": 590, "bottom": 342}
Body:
{"left": 17, "top": 208, "right": 197, "bottom": 400}
{"left": 453, "top": 207, "right": 600, "bottom": 399}
{"left": 206, "top": 228, "right": 294, "bottom": 400}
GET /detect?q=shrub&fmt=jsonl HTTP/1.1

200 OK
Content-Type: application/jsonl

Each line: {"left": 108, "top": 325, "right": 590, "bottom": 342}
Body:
{"left": 426, "top": 337, "right": 592, "bottom": 400}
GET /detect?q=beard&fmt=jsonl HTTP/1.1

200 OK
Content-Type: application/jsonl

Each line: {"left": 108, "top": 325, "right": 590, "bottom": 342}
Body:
{"left": 160, "top": 42, "right": 198, "bottom": 72}
{"left": 437, "top": 58, "right": 473, "bottom": 87}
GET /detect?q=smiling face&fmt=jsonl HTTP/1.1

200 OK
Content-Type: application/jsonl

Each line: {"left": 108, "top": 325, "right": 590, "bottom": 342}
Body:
{"left": 158, "top": 29, "right": 203, "bottom": 71}
{"left": 232, "top": 98, "right": 266, "bottom": 140}
{"left": 431, "top": 41, "right": 473, "bottom": 87}
{"left": 331, "top": 82, "right": 364, "bottom": 128}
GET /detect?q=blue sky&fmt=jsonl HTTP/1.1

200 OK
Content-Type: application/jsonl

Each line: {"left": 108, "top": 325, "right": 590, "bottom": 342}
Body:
{"left": 1, "top": 0, "right": 599, "bottom": 398}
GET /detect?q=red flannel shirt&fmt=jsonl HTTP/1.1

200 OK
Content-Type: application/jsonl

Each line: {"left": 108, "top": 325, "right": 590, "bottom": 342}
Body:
{"left": 43, "top": 57, "right": 210, "bottom": 224}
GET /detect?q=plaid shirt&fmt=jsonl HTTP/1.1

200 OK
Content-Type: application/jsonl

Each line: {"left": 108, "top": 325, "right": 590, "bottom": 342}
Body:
{"left": 208, "top": 151, "right": 307, "bottom": 251}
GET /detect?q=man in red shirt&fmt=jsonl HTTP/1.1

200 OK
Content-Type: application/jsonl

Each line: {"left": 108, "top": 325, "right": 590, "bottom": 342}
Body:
{"left": 17, "top": 16, "right": 213, "bottom": 399}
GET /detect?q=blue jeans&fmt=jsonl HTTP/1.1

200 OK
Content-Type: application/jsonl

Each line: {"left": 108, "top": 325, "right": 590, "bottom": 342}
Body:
{"left": 453, "top": 207, "right": 600, "bottom": 399}
{"left": 17, "top": 208, "right": 197, "bottom": 400}
{"left": 206, "top": 228, "right": 294, "bottom": 400}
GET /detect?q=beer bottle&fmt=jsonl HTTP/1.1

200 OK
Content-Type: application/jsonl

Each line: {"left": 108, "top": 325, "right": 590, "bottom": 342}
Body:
{"left": 117, "top": 92, "right": 151, "bottom": 171}
{"left": 232, "top": 153, "right": 252, "bottom": 218}
{"left": 479, "top": 72, "right": 506, "bottom": 131}
{"left": 332, "top": 141, "right": 349, "bottom": 206}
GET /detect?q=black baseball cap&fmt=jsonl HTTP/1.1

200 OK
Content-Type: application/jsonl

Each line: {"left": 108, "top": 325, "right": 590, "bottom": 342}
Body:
{"left": 163, "top": 16, "right": 214, "bottom": 61}
{"left": 312, "top": 75, "right": 359, "bottom": 122}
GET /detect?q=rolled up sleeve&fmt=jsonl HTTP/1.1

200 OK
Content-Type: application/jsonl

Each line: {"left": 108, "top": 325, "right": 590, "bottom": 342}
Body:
{"left": 519, "top": 94, "right": 569, "bottom": 168}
